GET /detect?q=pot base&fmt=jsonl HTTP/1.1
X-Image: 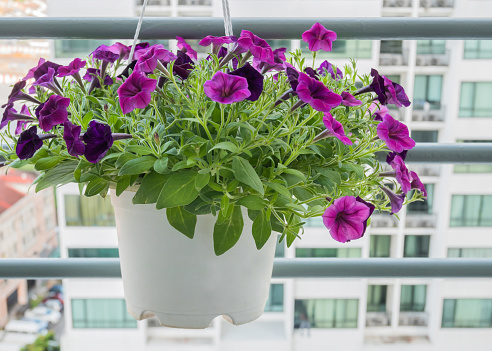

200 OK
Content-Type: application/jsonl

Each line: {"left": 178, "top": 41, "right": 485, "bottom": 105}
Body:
{"left": 127, "top": 302, "right": 263, "bottom": 329}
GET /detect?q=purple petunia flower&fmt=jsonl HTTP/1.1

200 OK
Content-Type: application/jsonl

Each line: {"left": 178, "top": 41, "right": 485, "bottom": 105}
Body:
{"left": 63, "top": 121, "right": 85, "bottom": 157}
{"left": 132, "top": 42, "right": 151, "bottom": 60}
{"left": 83, "top": 68, "right": 114, "bottom": 90}
{"left": 91, "top": 45, "right": 120, "bottom": 64}
{"left": 254, "top": 47, "right": 287, "bottom": 74}
{"left": 369, "top": 102, "right": 390, "bottom": 121}
{"left": 313, "top": 113, "right": 352, "bottom": 145}
{"left": 302, "top": 22, "right": 337, "bottom": 52}
{"left": 368, "top": 69, "right": 411, "bottom": 107}
{"left": 35, "top": 95, "right": 71, "bottom": 132}
{"left": 322, "top": 196, "right": 374, "bottom": 243}
{"left": 199, "top": 35, "right": 236, "bottom": 55}
{"left": 117, "top": 71, "right": 157, "bottom": 114}
{"left": 83, "top": 120, "right": 114, "bottom": 163}
{"left": 16, "top": 126, "right": 55, "bottom": 160}
{"left": 58, "top": 58, "right": 86, "bottom": 77}
{"left": 381, "top": 186, "right": 405, "bottom": 215}
{"left": 341, "top": 91, "right": 362, "bottom": 107}
{"left": 176, "top": 36, "right": 198, "bottom": 61}
{"left": 134, "top": 45, "right": 176, "bottom": 73}
{"left": 409, "top": 171, "right": 427, "bottom": 198}
{"left": 386, "top": 150, "right": 408, "bottom": 164}
{"left": 236, "top": 30, "right": 274, "bottom": 64}
{"left": 33, "top": 61, "right": 62, "bottom": 81}
{"left": 2, "top": 80, "right": 41, "bottom": 107}
{"left": 1, "top": 104, "right": 35, "bottom": 130}
{"left": 377, "top": 114, "right": 416, "bottom": 153}
{"left": 23, "top": 58, "right": 46, "bottom": 81}
{"left": 33, "top": 67, "right": 63, "bottom": 95}
{"left": 389, "top": 155, "right": 411, "bottom": 194}
{"left": 295, "top": 72, "right": 342, "bottom": 112}
{"left": 318, "top": 60, "right": 343, "bottom": 80}
{"left": 228, "top": 63, "right": 264, "bottom": 102}
{"left": 109, "top": 42, "right": 131, "bottom": 60}
{"left": 203, "top": 71, "right": 251, "bottom": 104}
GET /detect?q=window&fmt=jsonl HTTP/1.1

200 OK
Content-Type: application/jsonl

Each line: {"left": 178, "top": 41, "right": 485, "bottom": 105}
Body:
{"left": 404, "top": 235, "right": 430, "bottom": 258}
{"left": 407, "top": 184, "right": 434, "bottom": 214}
{"left": 302, "top": 40, "right": 372, "bottom": 59}
{"left": 64, "top": 195, "right": 115, "bottom": 227}
{"left": 304, "top": 217, "right": 323, "bottom": 227}
{"left": 442, "top": 299, "right": 492, "bottom": 328}
{"left": 448, "top": 248, "right": 492, "bottom": 258}
{"left": 413, "top": 75, "right": 443, "bottom": 110}
{"left": 385, "top": 74, "right": 401, "bottom": 84}
{"left": 68, "top": 248, "right": 119, "bottom": 258}
{"left": 275, "top": 237, "right": 285, "bottom": 258}
{"left": 296, "top": 248, "right": 361, "bottom": 258}
{"left": 411, "top": 130, "right": 438, "bottom": 143}
{"left": 370, "top": 235, "right": 391, "bottom": 258}
{"left": 380, "top": 40, "right": 402, "bottom": 54}
{"left": 367, "top": 285, "right": 387, "bottom": 312}
{"left": 400, "top": 285, "right": 426, "bottom": 312}
{"left": 71, "top": 299, "right": 137, "bottom": 328}
{"left": 464, "top": 40, "right": 492, "bottom": 59}
{"left": 450, "top": 195, "right": 492, "bottom": 227}
{"left": 417, "top": 40, "right": 446, "bottom": 55}
{"left": 55, "top": 40, "right": 114, "bottom": 58}
{"left": 294, "top": 299, "right": 358, "bottom": 328}
{"left": 264, "top": 284, "right": 284, "bottom": 312}
{"left": 454, "top": 140, "right": 492, "bottom": 173}
{"left": 459, "top": 82, "right": 492, "bottom": 117}
{"left": 266, "top": 39, "right": 292, "bottom": 51}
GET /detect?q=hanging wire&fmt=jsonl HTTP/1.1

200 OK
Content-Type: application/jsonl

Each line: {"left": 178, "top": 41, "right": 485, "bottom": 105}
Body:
{"left": 129, "top": 0, "right": 149, "bottom": 62}
{"left": 222, "top": 0, "right": 233, "bottom": 37}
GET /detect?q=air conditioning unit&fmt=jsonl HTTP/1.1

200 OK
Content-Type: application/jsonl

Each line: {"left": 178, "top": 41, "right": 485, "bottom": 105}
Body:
{"left": 412, "top": 110, "right": 424, "bottom": 121}
{"left": 367, "top": 313, "right": 390, "bottom": 326}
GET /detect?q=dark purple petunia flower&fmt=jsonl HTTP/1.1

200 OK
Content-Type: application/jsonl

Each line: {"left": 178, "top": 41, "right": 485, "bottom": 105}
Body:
{"left": 295, "top": 72, "right": 342, "bottom": 112}
{"left": 377, "top": 114, "right": 416, "bottom": 153}
{"left": 313, "top": 113, "right": 352, "bottom": 145}
{"left": 386, "top": 150, "right": 408, "bottom": 164}
{"left": 118, "top": 61, "right": 137, "bottom": 79}
{"left": 199, "top": 35, "right": 236, "bottom": 55}
{"left": 203, "top": 71, "right": 251, "bottom": 104}
{"left": 368, "top": 69, "right": 411, "bottom": 107}
{"left": 254, "top": 47, "right": 287, "bottom": 74}
{"left": 341, "top": 91, "right": 362, "bottom": 107}
{"left": 33, "top": 67, "right": 63, "bottom": 95}
{"left": 369, "top": 102, "right": 390, "bottom": 121}
{"left": 322, "top": 196, "right": 373, "bottom": 243}
{"left": 16, "top": 126, "right": 55, "bottom": 160}
{"left": 83, "top": 120, "right": 114, "bottom": 163}
{"left": 236, "top": 30, "right": 274, "bottom": 64}
{"left": 1, "top": 103, "right": 35, "bottom": 130}
{"left": 381, "top": 186, "right": 405, "bottom": 215}
{"left": 135, "top": 44, "right": 176, "bottom": 73}
{"left": 228, "top": 63, "right": 264, "bottom": 102}
{"left": 91, "top": 45, "right": 120, "bottom": 64}
{"left": 167, "top": 50, "right": 194, "bottom": 80}
{"left": 286, "top": 64, "right": 300, "bottom": 91}
{"left": 109, "top": 42, "right": 131, "bottom": 60}
{"left": 58, "top": 58, "right": 86, "bottom": 77}
{"left": 83, "top": 68, "right": 114, "bottom": 90}
{"left": 389, "top": 155, "right": 411, "bottom": 194}
{"left": 409, "top": 171, "right": 427, "bottom": 197}
{"left": 2, "top": 80, "right": 41, "bottom": 107}
{"left": 23, "top": 58, "right": 45, "bottom": 81}
{"left": 176, "top": 36, "right": 198, "bottom": 61}
{"left": 117, "top": 71, "right": 157, "bottom": 114}
{"left": 318, "top": 60, "right": 343, "bottom": 80}
{"left": 63, "top": 121, "right": 85, "bottom": 157}
{"left": 355, "top": 196, "right": 375, "bottom": 235}
{"left": 302, "top": 22, "right": 337, "bottom": 52}
{"left": 33, "top": 61, "right": 62, "bottom": 81}
{"left": 35, "top": 95, "right": 71, "bottom": 132}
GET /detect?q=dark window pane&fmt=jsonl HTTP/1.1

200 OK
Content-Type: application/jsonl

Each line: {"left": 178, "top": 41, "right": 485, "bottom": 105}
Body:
{"left": 64, "top": 195, "right": 115, "bottom": 227}
{"left": 264, "top": 284, "right": 284, "bottom": 312}
{"left": 72, "top": 299, "right": 137, "bottom": 328}
{"left": 369, "top": 235, "right": 391, "bottom": 258}
{"left": 400, "top": 285, "right": 427, "bottom": 312}
{"left": 442, "top": 299, "right": 492, "bottom": 328}
{"left": 367, "top": 285, "right": 387, "bottom": 312}
{"left": 294, "top": 299, "right": 359, "bottom": 329}
{"left": 411, "top": 130, "right": 438, "bottom": 143}
{"left": 68, "top": 248, "right": 119, "bottom": 258}
{"left": 404, "top": 235, "right": 430, "bottom": 258}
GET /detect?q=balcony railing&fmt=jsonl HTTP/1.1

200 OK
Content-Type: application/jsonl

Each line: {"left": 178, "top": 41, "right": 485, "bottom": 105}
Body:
{"left": 379, "top": 49, "right": 409, "bottom": 66}
{"left": 405, "top": 213, "right": 437, "bottom": 228}
{"left": 416, "top": 49, "right": 450, "bottom": 66}
{"left": 366, "top": 312, "right": 392, "bottom": 327}
{"left": 178, "top": 0, "right": 212, "bottom": 5}
{"left": 399, "top": 311, "right": 429, "bottom": 326}
{"left": 371, "top": 214, "right": 399, "bottom": 228}
{"left": 383, "top": 0, "right": 412, "bottom": 7}
{"left": 137, "top": 0, "right": 170, "bottom": 5}
{"left": 412, "top": 108, "right": 445, "bottom": 122}
{"left": 410, "top": 164, "right": 441, "bottom": 177}
{"left": 420, "top": 0, "right": 454, "bottom": 8}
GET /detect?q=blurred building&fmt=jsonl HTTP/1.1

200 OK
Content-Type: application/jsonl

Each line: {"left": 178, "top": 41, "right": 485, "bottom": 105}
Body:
{"left": 45, "top": 0, "right": 492, "bottom": 350}
{"left": 0, "top": 169, "right": 58, "bottom": 327}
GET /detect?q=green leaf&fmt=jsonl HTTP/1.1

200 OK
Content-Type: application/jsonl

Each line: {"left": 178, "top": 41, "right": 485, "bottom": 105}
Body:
{"left": 118, "top": 156, "right": 156, "bottom": 176}
{"left": 115, "top": 153, "right": 138, "bottom": 168}
{"left": 156, "top": 171, "right": 199, "bottom": 209}
{"left": 36, "top": 161, "right": 78, "bottom": 191}
{"left": 210, "top": 142, "right": 240, "bottom": 154}
{"left": 166, "top": 206, "right": 197, "bottom": 239}
{"left": 125, "top": 145, "right": 154, "bottom": 155}
{"left": 34, "top": 156, "right": 63, "bottom": 171}
{"left": 86, "top": 96, "right": 100, "bottom": 105}
{"left": 84, "top": 178, "right": 108, "bottom": 197}
{"left": 237, "top": 195, "right": 267, "bottom": 210}
{"left": 252, "top": 211, "right": 272, "bottom": 250}
{"left": 81, "top": 111, "right": 93, "bottom": 129}
{"left": 132, "top": 171, "right": 171, "bottom": 205}
{"left": 340, "top": 164, "right": 365, "bottom": 180}
{"left": 315, "top": 168, "right": 342, "bottom": 184}
{"left": 115, "top": 176, "right": 131, "bottom": 196}
{"left": 9, "top": 159, "right": 30, "bottom": 169}
{"left": 195, "top": 173, "right": 210, "bottom": 190}
{"left": 220, "top": 194, "right": 230, "bottom": 214}
{"left": 153, "top": 157, "right": 169, "bottom": 174}
{"left": 281, "top": 168, "right": 306, "bottom": 182}
{"left": 213, "top": 205, "right": 244, "bottom": 256}
{"left": 265, "top": 181, "right": 291, "bottom": 199}
{"left": 232, "top": 156, "right": 264, "bottom": 195}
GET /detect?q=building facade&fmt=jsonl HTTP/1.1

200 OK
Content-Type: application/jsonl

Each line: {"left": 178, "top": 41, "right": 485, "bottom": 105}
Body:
{"left": 46, "top": 0, "right": 492, "bottom": 350}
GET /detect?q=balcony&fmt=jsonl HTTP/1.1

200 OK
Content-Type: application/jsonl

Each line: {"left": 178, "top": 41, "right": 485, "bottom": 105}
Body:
{"left": 399, "top": 311, "right": 428, "bottom": 326}
{"left": 178, "top": 0, "right": 212, "bottom": 5}
{"left": 383, "top": 0, "right": 412, "bottom": 7}
{"left": 137, "top": 0, "right": 170, "bottom": 5}
{"left": 371, "top": 214, "right": 398, "bottom": 228}
{"left": 412, "top": 102, "right": 445, "bottom": 122}
{"left": 366, "top": 312, "right": 392, "bottom": 327}
{"left": 420, "top": 0, "right": 454, "bottom": 8}
{"left": 410, "top": 164, "right": 441, "bottom": 177}
{"left": 416, "top": 50, "right": 450, "bottom": 66}
{"left": 405, "top": 213, "right": 437, "bottom": 228}
{"left": 380, "top": 51, "right": 409, "bottom": 66}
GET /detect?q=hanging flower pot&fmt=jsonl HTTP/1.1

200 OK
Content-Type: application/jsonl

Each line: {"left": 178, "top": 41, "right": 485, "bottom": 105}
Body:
{"left": 0, "top": 23, "right": 426, "bottom": 329}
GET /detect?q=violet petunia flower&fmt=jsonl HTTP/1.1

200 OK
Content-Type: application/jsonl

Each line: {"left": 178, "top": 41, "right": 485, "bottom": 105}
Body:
{"left": 322, "top": 196, "right": 373, "bottom": 243}
{"left": 254, "top": 47, "right": 287, "bottom": 74}
{"left": 2, "top": 80, "right": 41, "bottom": 107}
{"left": 16, "top": 126, "right": 55, "bottom": 160}
{"left": 318, "top": 60, "right": 343, "bottom": 80}
{"left": 1, "top": 104, "right": 35, "bottom": 130}
{"left": 22, "top": 58, "right": 46, "bottom": 81}
{"left": 409, "top": 171, "right": 427, "bottom": 197}
{"left": 386, "top": 150, "right": 408, "bottom": 164}
{"left": 235, "top": 30, "right": 274, "bottom": 64}
{"left": 166, "top": 51, "right": 194, "bottom": 80}
{"left": 35, "top": 95, "right": 71, "bottom": 132}
{"left": 362, "top": 69, "right": 410, "bottom": 107}
{"left": 83, "top": 120, "right": 113, "bottom": 163}
{"left": 341, "top": 91, "right": 362, "bottom": 107}
{"left": 33, "top": 61, "right": 62, "bottom": 81}
{"left": 203, "top": 71, "right": 251, "bottom": 104}
{"left": 135, "top": 44, "right": 176, "bottom": 73}
{"left": 118, "top": 61, "right": 137, "bottom": 79}
{"left": 33, "top": 67, "right": 63, "bottom": 96}
{"left": 369, "top": 102, "right": 390, "bottom": 121}
{"left": 377, "top": 114, "right": 416, "bottom": 153}
{"left": 381, "top": 186, "right": 405, "bottom": 215}
{"left": 63, "top": 121, "right": 85, "bottom": 157}
{"left": 117, "top": 71, "right": 157, "bottom": 114}
{"left": 389, "top": 155, "right": 411, "bottom": 194}
{"left": 109, "top": 42, "right": 131, "bottom": 60}
{"left": 228, "top": 63, "right": 264, "bottom": 102}
{"left": 295, "top": 72, "right": 342, "bottom": 112}
{"left": 91, "top": 45, "right": 120, "bottom": 64}
{"left": 132, "top": 42, "right": 151, "bottom": 60}
{"left": 302, "top": 22, "right": 337, "bottom": 52}
{"left": 176, "top": 36, "right": 198, "bottom": 61}
{"left": 313, "top": 113, "right": 352, "bottom": 145}
{"left": 83, "top": 68, "right": 114, "bottom": 91}
{"left": 199, "top": 35, "right": 236, "bottom": 55}
{"left": 58, "top": 58, "right": 86, "bottom": 77}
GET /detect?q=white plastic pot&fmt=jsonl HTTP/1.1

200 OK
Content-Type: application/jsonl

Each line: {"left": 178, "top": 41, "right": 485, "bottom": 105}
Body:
{"left": 110, "top": 190, "right": 277, "bottom": 329}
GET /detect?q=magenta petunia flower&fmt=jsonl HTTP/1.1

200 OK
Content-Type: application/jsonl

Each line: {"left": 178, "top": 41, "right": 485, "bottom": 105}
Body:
{"left": 386, "top": 150, "right": 408, "bottom": 164}
{"left": 176, "top": 36, "right": 198, "bottom": 61}
{"left": 228, "top": 63, "right": 264, "bottom": 102}
{"left": 236, "top": 30, "right": 274, "bottom": 64}
{"left": 199, "top": 35, "right": 236, "bottom": 55}
{"left": 389, "top": 155, "right": 411, "bottom": 194}
{"left": 381, "top": 186, "right": 405, "bottom": 215}
{"left": 132, "top": 42, "right": 151, "bottom": 60}
{"left": 63, "top": 121, "right": 85, "bottom": 157}
{"left": 318, "top": 60, "right": 343, "bottom": 80}
{"left": 314, "top": 112, "right": 352, "bottom": 145}
{"left": 302, "top": 22, "right": 337, "bottom": 52}
{"left": 83, "top": 120, "right": 113, "bottom": 163}
{"left": 91, "top": 44, "right": 120, "bottom": 64}
{"left": 254, "top": 47, "right": 287, "bottom": 74}
{"left": 109, "top": 42, "right": 131, "bottom": 60}
{"left": 409, "top": 171, "right": 427, "bottom": 198}
{"left": 135, "top": 44, "right": 176, "bottom": 73}
{"left": 23, "top": 58, "right": 46, "bottom": 81}
{"left": 35, "top": 95, "right": 71, "bottom": 132}
{"left": 296, "top": 72, "right": 342, "bottom": 112}
{"left": 369, "top": 102, "right": 389, "bottom": 121}
{"left": 58, "top": 58, "right": 86, "bottom": 77}
{"left": 341, "top": 91, "right": 362, "bottom": 107}
{"left": 369, "top": 69, "right": 410, "bottom": 107}
{"left": 1, "top": 103, "right": 35, "bottom": 130}
{"left": 2, "top": 81, "right": 41, "bottom": 107}
{"left": 377, "top": 114, "right": 416, "bottom": 153}
{"left": 117, "top": 71, "right": 157, "bottom": 114}
{"left": 203, "top": 71, "right": 251, "bottom": 104}
{"left": 322, "top": 196, "right": 374, "bottom": 243}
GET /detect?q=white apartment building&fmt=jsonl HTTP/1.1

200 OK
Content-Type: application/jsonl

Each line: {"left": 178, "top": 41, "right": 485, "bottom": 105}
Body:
{"left": 47, "top": 0, "right": 492, "bottom": 350}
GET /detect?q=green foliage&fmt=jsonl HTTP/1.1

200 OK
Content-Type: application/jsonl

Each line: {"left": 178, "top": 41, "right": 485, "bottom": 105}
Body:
{"left": 20, "top": 332, "right": 60, "bottom": 351}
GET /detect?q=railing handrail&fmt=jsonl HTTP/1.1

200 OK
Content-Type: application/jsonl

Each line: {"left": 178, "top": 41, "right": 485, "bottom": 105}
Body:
{"left": 0, "top": 18, "right": 491, "bottom": 40}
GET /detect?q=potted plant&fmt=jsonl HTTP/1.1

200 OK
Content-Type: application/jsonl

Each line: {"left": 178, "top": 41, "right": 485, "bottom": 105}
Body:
{"left": 0, "top": 23, "right": 426, "bottom": 328}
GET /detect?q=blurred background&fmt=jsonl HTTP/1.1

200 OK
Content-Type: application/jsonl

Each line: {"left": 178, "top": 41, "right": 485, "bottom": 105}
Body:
{"left": 0, "top": 0, "right": 491, "bottom": 350}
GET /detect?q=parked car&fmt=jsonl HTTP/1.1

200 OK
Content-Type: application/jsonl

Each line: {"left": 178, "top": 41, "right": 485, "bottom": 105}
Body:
{"left": 42, "top": 292, "right": 63, "bottom": 307}
{"left": 24, "top": 307, "right": 61, "bottom": 325}
{"left": 3, "top": 319, "right": 48, "bottom": 335}
{"left": 48, "top": 285, "right": 63, "bottom": 295}
{"left": 40, "top": 299, "right": 63, "bottom": 312}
